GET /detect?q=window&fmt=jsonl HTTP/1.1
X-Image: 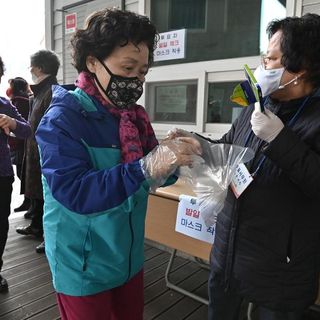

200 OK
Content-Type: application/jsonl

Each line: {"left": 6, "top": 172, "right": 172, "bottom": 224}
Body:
{"left": 146, "top": 81, "right": 197, "bottom": 124}
{"left": 169, "top": 0, "right": 206, "bottom": 30}
{"left": 150, "top": 0, "right": 286, "bottom": 66}
{"left": 207, "top": 82, "right": 243, "bottom": 124}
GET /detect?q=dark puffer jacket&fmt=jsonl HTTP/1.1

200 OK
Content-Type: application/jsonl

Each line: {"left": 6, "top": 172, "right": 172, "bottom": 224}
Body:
{"left": 209, "top": 88, "right": 320, "bottom": 311}
{"left": 24, "top": 75, "right": 57, "bottom": 199}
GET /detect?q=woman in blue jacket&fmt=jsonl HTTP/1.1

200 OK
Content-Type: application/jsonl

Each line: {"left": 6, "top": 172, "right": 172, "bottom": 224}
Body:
{"left": 35, "top": 8, "right": 201, "bottom": 320}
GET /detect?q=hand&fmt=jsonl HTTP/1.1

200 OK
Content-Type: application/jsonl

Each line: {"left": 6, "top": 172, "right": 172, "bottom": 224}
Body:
{"left": 0, "top": 114, "right": 16, "bottom": 135}
{"left": 250, "top": 108, "right": 284, "bottom": 142}
{"left": 165, "top": 128, "right": 193, "bottom": 140}
{"left": 140, "top": 137, "right": 202, "bottom": 189}
{"left": 160, "top": 137, "right": 202, "bottom": 167}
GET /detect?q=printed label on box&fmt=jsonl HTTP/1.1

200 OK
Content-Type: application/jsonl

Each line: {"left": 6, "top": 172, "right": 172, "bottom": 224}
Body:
{"left": 175, "top": 194, "right": 215, "bottom": 244}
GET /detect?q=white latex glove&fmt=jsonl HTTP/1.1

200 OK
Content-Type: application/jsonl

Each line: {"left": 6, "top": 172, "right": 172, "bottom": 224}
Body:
{"left": 250, "top": 108, "right": 284, "bottom": 142}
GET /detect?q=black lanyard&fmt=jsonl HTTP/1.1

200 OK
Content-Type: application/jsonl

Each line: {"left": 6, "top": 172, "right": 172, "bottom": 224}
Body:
{"left": 245, "top": 96, "right": 310, "bottom": 177}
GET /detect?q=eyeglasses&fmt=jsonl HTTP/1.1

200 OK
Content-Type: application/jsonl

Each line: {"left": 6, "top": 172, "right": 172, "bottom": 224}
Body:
{"left": 260, "top": 53, "right": 269, "bottom": 69}
{"left": 260, "top": 53, "right": 284, "bottom": 70}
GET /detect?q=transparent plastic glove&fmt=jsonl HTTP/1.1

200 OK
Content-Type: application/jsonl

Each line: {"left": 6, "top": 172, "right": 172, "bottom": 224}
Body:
{"left": 166, "top": 129, "right": 214, "bottom": 163}
{"left": 140, "top": 137, "right": 202, "bottom": 191}
{"left": 166, "top": 128, "right": 194, "bottom": 139}
{"left": 180, "top": 143, "right": 254, "bottom": 226}
{"left": 250, "top": 108, "right": 284, "bottom": 142}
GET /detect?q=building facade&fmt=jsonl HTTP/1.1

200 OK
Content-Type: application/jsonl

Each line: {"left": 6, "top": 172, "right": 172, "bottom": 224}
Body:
{"left": 45, "top": 0, "right": 320, "bottom": 139}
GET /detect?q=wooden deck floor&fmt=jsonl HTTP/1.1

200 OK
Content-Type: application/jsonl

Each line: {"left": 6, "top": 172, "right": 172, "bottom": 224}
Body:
{"left": 1, "top": 216, "right": 212, "bottom": 320}
{"left": 1, "top": 172, "right": 320, "bottom": 320}
{"left": 1, "top": 217, "right": 320, "bottom": 320}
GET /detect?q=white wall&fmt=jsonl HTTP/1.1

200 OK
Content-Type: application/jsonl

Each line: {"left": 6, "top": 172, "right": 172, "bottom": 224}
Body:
{"left": 302, "top": 0, "right": 320, "bottom": 14}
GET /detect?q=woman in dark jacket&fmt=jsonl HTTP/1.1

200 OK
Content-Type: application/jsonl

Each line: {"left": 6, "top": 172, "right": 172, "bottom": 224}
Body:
{"left": 206, "top": 14, "right": 320, "bottom": 320}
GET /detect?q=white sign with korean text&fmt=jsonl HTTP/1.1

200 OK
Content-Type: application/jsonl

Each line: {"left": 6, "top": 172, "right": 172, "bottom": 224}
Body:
{"left": 154, "top": 29, "right": 186, "bottom": 62}
{"left": 175, "top": 195, "right": 215, "bottom": 244}
{"left": 230, "top": 163, "right": 253, "bottom": 198}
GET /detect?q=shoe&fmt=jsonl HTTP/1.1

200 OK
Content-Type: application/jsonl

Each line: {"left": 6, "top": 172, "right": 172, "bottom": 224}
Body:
{"left": 24, "top": 210, "right": 34, "bottom": 219}
{"left": 14, "top": 198, "right": 31, "bottom": 212}
{"left": 16, "top": 225, "right": 43, "bottom": 238}
{"left": 35, "top": 241, "right": 45, "bottom": 254}
{"left": 0, "top": 275, "right": 8, "bottom": 293}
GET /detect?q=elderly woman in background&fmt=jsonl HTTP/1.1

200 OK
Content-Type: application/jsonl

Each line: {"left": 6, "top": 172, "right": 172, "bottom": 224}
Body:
{"left": 6, "top": 77, "right": 31, "bottom": 213}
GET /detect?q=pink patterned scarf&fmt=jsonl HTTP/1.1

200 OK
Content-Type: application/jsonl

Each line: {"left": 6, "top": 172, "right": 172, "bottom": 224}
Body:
{"left": 76, "top": 72, "right": 158, "bottom": 163}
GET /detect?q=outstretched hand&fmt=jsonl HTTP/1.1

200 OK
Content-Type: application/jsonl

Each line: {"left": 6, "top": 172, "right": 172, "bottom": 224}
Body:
{"left": 140, "top": 136, "right": 203, "bottom": 190}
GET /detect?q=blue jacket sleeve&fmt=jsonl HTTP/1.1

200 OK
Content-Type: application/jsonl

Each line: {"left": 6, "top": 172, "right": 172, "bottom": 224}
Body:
{"left": 36, "top": 110, "right": 147, "bottom": 215}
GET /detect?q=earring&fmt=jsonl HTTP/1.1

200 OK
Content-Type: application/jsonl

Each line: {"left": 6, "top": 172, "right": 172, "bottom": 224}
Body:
{"left": 294, "top": 77, "right": 298, "bottom": 85}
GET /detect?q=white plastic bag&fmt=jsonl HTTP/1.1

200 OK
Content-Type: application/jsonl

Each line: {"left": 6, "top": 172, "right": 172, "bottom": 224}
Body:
{"left": 180, "top": 139, "right": 254, "bottom": 227}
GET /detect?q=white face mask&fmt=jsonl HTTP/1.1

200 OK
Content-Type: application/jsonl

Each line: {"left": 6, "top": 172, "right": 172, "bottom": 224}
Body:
{"left": 253, "top": 65, "right": 285, "bottom": 97}
{"left": 31, "top": 72, "right": 49, "bottom": 85}
{"left": 31, "top": 72, "right": 39, "bottom": 84}
{"left": 253, "top": 65, "right": 300, "bottom": 98}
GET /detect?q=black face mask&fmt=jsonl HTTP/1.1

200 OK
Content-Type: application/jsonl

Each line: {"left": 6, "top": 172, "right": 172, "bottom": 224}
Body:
{"left": 94, "top": 59, "right": 144, "bottom": 109}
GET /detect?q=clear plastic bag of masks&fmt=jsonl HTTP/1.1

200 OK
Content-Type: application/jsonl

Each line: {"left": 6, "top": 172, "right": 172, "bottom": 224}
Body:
{"left": 179, "top": 136, "right": 254, "bottom": 227}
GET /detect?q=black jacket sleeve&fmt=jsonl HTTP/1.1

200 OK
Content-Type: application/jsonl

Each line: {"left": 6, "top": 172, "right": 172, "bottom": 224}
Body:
{"left": 264, "top": 126, "right": 320, "bottom": 198}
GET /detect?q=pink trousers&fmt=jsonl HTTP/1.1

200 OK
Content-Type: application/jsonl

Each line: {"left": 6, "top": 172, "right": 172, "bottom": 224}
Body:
{"left": 57, "top": 270, "right": 144, "bottom": 320}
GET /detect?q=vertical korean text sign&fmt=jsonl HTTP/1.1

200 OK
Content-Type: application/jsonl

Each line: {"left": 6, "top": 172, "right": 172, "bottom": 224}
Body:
{"left": 175, "top": 195, "right": 215, "bottom": 244}
{"left": 154, "top": 29, "right": 186, "bottom": 62}
{"left": 65, "top": 13, "right": 77, "bottom": 34}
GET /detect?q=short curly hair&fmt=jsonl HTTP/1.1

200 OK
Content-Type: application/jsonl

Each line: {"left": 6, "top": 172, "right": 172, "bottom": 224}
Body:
{"left": 30, "top": 50, "right": 60, "bottom": 76}
{"left": 267, "top": 13, "right": 320, "bottom": 88}
{"left": 70, "top": 8, "right": 158, "bottom": 73}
